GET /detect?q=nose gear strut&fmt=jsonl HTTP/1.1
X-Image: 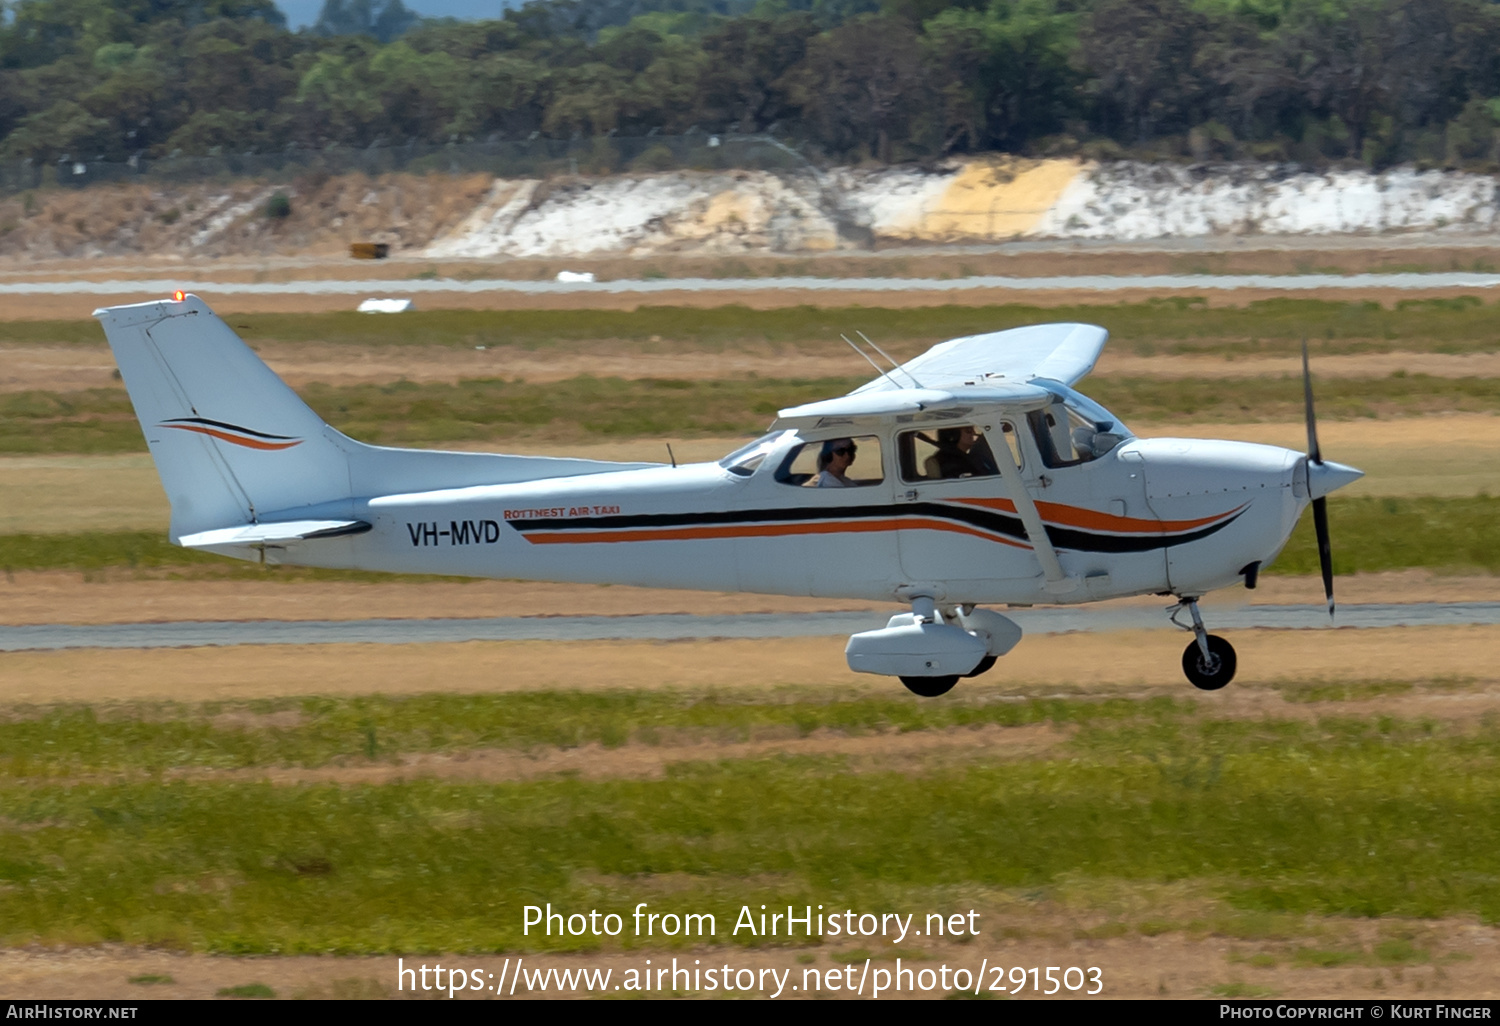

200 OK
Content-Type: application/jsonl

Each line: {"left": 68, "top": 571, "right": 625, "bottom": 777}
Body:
{"left": 1169, "top": 597, "right": 1237, "bottom": 690}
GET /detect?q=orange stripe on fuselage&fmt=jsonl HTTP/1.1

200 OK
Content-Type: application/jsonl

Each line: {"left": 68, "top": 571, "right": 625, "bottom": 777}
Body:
{"left": 522, "top": 517, "right": 1032, "bottom": 548}
{"left": 951, "top": 496, "right": 1239, "bottom": 534}
{"left": 160, "top": 424, "right": 302, "bottom": 450}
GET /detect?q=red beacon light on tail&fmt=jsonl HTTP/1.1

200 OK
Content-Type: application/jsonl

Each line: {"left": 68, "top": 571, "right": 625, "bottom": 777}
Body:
{"left": 172, "top": 290, "right": 185, "bottom": 302}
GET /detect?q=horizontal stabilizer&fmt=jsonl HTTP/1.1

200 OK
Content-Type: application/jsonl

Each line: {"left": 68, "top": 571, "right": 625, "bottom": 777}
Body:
{"left": 178, "top": 520, "right": 372, "bottom": 549}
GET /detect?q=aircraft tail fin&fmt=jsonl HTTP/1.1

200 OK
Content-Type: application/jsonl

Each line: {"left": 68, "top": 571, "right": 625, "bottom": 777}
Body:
{"left": 95, "top": 295, "right": 354, "bottom": 541}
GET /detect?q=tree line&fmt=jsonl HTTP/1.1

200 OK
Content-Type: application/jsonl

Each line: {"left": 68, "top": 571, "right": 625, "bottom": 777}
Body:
{"left": 5, "top": 0, "right": 1500, "bottom": 170}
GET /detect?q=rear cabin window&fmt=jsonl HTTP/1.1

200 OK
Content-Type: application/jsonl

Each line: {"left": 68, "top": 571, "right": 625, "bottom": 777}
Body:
{"left": 775, "top": 435, "right": 884, "bottom": 487}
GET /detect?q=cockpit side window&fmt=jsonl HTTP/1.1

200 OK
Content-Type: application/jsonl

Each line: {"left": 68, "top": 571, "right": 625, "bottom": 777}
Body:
{"left": 774, "top": 434, "right": 884, "bottom": 487}
{"left": 897, "top": 424, "right": 1006, "bottom": 483}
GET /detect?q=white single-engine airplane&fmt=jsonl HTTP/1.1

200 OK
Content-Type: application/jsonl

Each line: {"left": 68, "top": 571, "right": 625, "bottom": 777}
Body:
{"left": 97, "top": 294, "right": 1363, "bottom": 695}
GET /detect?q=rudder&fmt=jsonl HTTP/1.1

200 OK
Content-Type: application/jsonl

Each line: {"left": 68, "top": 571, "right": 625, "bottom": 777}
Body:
{"left": 95, "top": 295, "right": 353, "bottom": 540}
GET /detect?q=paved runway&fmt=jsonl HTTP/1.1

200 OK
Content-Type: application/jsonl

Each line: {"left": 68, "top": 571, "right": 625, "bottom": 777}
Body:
{"left": 3, "top": 603, "right": 1496, "bottom": 652}
{"left": 7, "top": 272, "right": 1500, "bottom": 298}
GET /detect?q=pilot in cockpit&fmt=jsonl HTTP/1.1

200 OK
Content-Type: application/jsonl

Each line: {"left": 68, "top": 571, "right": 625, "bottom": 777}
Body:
{"left": 813, "top": 438, "right": 858, "bottom": 487}
{"left": 924, "top": 426, "right": 999, "bottom": 479}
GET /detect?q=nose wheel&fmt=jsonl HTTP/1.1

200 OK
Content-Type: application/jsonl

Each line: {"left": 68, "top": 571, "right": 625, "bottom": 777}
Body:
{"left": 1171, "top": 598, "right": 1237, "bottom": 691}
{"left": 1181, "top": 634, "right": 1236, "bottom": 690}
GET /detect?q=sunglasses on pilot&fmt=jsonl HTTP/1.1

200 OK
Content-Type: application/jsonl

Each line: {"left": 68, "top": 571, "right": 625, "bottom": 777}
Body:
{"left": 832, "top": 445, "right": 856, "bottom": 456}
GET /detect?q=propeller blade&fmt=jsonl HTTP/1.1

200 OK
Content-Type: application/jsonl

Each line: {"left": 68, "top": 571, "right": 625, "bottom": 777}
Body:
{"left": 1305, "top": 340, "right": 1337, "bottom": 619}
{"left": 1313, "top": 495, "right": 1334, "bottom": 619}
{"left": 1302, "top": 337, "right": 1322, "bottom": 465}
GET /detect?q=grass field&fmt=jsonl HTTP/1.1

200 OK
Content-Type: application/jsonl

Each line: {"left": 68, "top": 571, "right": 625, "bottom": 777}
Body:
{"left": 7, "top": 297, "right": 1500, "bottom": 357}
{"left": 1, "top": 684, "right": 1496, "bottom": 954}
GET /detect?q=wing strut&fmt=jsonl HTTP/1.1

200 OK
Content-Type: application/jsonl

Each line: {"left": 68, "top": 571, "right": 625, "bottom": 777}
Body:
{"left": 982, "top": 424, "right": 1076, "bottom": 593}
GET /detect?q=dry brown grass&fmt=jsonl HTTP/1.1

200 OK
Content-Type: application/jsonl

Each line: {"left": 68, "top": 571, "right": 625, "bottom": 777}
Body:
{"left": 1, "top": 625, "right": 1494, "bottom": 705}
{"left": 0, "top": 455, "right": 167, "bottom": 534}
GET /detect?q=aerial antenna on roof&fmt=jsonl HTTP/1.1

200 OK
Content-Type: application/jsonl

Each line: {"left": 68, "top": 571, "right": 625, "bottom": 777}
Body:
{"left": 857, "top": 330, "right": 924, "bottom": 388}
{"left": 842, "top": 333, "right": 905, "bottom": 390}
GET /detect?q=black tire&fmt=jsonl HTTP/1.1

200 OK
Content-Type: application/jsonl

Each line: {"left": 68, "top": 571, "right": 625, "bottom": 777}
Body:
{"left": 899, "top": 675, "right": 959, "bottom": 697}
{"left": 1181, "top": 635, "right": 1236, "bottom": 691}
{"left": 962, "top": 655, "right": 998, "bottom": 679}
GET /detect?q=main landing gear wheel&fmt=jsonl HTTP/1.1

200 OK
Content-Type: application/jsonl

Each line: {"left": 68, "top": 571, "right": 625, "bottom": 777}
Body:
{"left": 1182, "top": 635, "right": 1236, "bottom": 690}
{"left": 900, "top": 675, "right": 959, "bottom": 697}
{"left": 962, "top": 655, "right": 998, "bottom": 679}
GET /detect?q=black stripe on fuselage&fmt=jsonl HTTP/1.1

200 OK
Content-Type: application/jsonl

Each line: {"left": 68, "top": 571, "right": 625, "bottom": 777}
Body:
{"left": 509, "top": 501, "right": 1245, "bottom": 554}
{"left": 159, "top": 417, "right": 298, "bottom": 441}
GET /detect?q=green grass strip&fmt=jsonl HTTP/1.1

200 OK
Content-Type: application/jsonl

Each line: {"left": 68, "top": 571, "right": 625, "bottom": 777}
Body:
{"left": 6, "top": 372, "right": 1498, "bottom": 454}
{"left": 11, "top": 297, "right": 1500, "bottom": 356}
{"left": 0, "top": 388, "right": 138, "bottom": 454}
{"left": 0, "top": 693, "right": 1187, "bottom": 776}
{"left": 2, "top": 728, "right": 1499, "bottom": 952}
{"left": 0, "top": 531, "right": 202, "bottom": 572}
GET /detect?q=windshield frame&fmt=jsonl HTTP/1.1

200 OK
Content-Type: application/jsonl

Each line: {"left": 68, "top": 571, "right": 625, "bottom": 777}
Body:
{"left": 717, "top": 431, "right": 790, "bottom": 476}
{"left": 1032, "top": 379, "right": 1133, "bottom": 438}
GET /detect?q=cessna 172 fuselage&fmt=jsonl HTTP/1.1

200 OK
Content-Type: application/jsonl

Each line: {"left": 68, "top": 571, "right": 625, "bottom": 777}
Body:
{"left": 97, "top": 295, "right": 1361, "bottom": 696}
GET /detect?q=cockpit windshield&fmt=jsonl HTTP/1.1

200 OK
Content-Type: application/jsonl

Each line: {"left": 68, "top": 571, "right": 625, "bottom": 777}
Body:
{"left": 717, "top": 431, "right": 786, "bottom": 477}
{"left": 1029, "top": 382, "right": 1133, "bottom": 467}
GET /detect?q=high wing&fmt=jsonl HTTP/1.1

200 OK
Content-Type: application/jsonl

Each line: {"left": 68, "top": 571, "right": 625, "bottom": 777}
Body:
{"left": 774, "top": 321, "right": 1105, "bottom": 429}
{"left": 772, "top": 382, "right": 1053, "bottom": 430}
{"left": 849, "top": 322, "right": 1108, "bottom": 394}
